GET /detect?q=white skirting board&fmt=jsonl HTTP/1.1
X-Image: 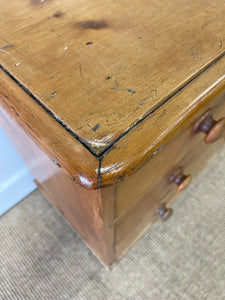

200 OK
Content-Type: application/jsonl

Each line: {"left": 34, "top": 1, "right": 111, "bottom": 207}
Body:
{"left": 0, "top": 127, "right": 36, "bottom": 216}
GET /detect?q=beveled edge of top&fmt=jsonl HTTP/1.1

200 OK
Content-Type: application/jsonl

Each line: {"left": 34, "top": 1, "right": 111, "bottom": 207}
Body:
{"left": 98, "top": 54, "right": 225, "bottom": 188}
{"left": 1, "top": 53, "right": 225, "bottom": 190}
{"left": 0, "top": 67, "right": 99, "bottom": 189}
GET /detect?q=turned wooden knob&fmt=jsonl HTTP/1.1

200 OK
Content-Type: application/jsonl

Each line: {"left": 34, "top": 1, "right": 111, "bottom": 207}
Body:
{"left": 155, "top": 203, "right": 173, "bottom": 221}
{"left": 168, "top": 167, "right": 192, "bottom": 192}
{"left": 192, "top": 110, "right": 225, "bottom": 143}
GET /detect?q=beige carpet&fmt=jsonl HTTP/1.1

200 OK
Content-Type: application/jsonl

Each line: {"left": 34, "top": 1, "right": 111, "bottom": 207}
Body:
{"left": 0, "top": 149, "right": 225, "bottom": 300}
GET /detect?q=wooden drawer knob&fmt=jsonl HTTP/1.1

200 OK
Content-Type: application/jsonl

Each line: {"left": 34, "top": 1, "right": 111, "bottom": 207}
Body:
{"left": 192, "top": 110, "right": 225, "bottom": 143}
{"left": 155, "top": 203, "right": 173, "bottom": 221}
{"left": 168, "top": 167, "right": 192, "bottom": 192}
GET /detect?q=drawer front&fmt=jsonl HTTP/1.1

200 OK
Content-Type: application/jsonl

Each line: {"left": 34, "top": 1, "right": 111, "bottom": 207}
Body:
{"left": 116, "top": 135, "right": 224, "bottom": 259}
{"left": 115, "top": 92, "right": 225, "bottom": 259}
{"left": 115, "top": 91, "right": 225, "bottom": 219}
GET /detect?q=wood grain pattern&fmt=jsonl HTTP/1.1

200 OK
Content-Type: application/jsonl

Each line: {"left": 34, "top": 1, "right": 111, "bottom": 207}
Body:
{"left": 0, "top": 106, "right": 116, "bottom": 267}
{"left": 100, "top": 54, "right": 225, "bottom": 187}
{"left": 0, "top": 0, "right": 225, "bottom": 155}
{"left": 1, "top": 43, "right": 225, "bottom": 190}
{"left": 0, "top": 69, "right": 99, "bottom": 188}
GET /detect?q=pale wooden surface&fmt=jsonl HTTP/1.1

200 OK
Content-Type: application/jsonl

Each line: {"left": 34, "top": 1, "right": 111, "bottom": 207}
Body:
{"left": 101, "top": 55, "right": 225, "bottom": 187}
{"left": 0, "top": 0, "right": 225, "bottom": 188}
{"left": 0, "top": 0, "right": 225, "bottom": 156}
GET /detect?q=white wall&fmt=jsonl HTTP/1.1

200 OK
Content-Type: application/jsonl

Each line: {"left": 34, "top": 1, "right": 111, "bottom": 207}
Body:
{"left": 0, "top": 127, "right": 36, "bottom": 216}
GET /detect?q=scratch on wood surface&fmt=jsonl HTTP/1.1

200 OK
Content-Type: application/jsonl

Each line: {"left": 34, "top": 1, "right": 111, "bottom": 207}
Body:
{"left": 24, "top": 121, "right": 38, "bottom": 137}
{"left": 0, "top": 44, "right": 14, "bottom": 54}
{"left": 201, "top": 19, "right": 214, "bottom": 30}
{"left": 0, "top": 48, "right": 9, "bottom": 54}
{"left": 189, "top": 47, "right": 195, "bottom": 59}
{"left": 100, "top": 163, "right": 119, "bottom": 174}
{"left": 173, "top": 39, "right": 184, "bottom": 48}
{"left": 206, "top": 2, "right": 214, "bottom": 8}
{"left": 189, "top": 46, "right": 203, "bottom": 60}
{"left": 79, "top": 65, "right": 83, "bottom": 76}
{"left": 31, "top": 0, "right": 53, "bottom": 5}
{"left": 78, "top": 20, "right": 108, "bottom": 30}
{"left": 0, "top": 45, "right": 13, "bottom": 50}
{"left": 152, "top": 108, "right": 167, "bottom": 125}
{"left": 0, "top": 98, "right": 19, "bottom": 117}
{"left": 111, "top": 87, "right": 136, "bottom": 94}
{"left": 50, "top": 141, "right": 77, "bottom": 169}
{"left": 111, "top": 66, "right": 136, "bottom": 94}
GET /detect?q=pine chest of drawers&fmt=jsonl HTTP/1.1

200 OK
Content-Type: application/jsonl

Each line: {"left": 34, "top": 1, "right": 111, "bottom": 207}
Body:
{"left": 0, "top": 0, "right": 225, "bottom": 267}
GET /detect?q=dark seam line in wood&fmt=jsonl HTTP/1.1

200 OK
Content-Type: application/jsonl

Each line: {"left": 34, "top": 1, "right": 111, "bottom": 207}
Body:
{"left": 97, "top": 158, "right": 102, "bottom": 188}
{"left": 1, "top": 51, "right": 225, "bottom": 190}
{"left": 1, "top": 49, "right": 225, "bottom": 166}
{"left": 0, "top": 63, "right": 98, "bottom": 158}
{"left": 97, "top": 50, "right": 225, "bottom": 158}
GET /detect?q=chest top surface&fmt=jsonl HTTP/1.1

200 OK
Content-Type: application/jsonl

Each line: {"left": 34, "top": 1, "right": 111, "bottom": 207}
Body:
{"left": 0, "top": 0, "right": 225, "bottom": 188}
